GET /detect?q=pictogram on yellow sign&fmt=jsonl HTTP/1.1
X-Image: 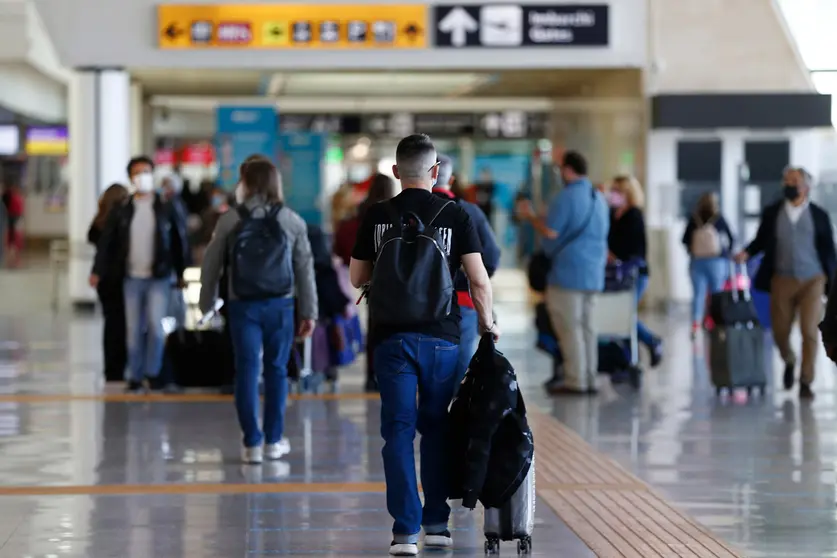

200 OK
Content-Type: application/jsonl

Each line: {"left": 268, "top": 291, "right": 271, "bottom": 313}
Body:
{"left": 157, "top": 4, "right": 427, "bottom": 49}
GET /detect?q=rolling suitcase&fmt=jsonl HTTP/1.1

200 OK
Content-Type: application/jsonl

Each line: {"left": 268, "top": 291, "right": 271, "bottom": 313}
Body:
{"left": 484, "top": 454, "right": 535, "bottom": 555}
{"left": 708, "top": 263, "right": 766, "bottom": 396}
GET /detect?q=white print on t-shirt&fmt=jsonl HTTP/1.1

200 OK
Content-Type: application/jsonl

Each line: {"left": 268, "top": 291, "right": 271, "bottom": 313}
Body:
{"left": 374, "top": 224, "right": 453, "bottom": 256}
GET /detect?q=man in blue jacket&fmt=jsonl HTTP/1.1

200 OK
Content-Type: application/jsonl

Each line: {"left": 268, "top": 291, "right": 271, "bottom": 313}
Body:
{"left": 433, "top": 155, "right": 501, "bottom": 380}
{"left": 522, "top": 151, "right": 609, "bottom": 395}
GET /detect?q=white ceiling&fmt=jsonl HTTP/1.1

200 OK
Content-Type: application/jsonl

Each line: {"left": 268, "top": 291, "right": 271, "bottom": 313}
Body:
{"left": 132, "top": 69, "right": 494, "bottom": 97}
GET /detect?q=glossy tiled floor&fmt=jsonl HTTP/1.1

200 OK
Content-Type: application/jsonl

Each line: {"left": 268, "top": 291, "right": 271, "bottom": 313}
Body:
{"left": 1, "top": 265, "right": 836, "bottom": 556}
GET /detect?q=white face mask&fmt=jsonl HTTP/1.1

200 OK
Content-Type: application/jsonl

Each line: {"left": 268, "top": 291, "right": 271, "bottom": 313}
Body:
{"left": 235, "top": 182, "right": 246, "bottom": 205}
{"left": 133, "top": 172, "right": 154, "bottom": 194}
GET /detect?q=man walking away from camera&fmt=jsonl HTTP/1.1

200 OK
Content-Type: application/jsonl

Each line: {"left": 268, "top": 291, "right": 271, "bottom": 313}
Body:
{"left": 349, "top": 134, "right": 498, "bottom": 556}
{"left": 433, "top": 154, "right": 501, "bottom": 382}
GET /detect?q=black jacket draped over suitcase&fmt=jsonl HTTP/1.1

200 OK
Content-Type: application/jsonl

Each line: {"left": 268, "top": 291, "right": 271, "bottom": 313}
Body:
{"left": 449, "top": 335, "right": 534, "bottom": 510}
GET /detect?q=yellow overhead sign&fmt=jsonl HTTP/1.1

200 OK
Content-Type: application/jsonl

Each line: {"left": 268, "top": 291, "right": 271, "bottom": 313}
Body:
{"left": 158, "top": 4, "right": 427, "bottom": 49}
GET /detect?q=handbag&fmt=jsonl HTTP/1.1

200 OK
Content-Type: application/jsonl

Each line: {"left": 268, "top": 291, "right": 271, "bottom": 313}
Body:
{"left": 527, "top": 188, "right": 598, "bottom": 293}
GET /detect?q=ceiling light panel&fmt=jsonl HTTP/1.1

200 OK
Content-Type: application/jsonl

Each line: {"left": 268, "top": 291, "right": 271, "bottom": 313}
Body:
{"left": 282, "top": 72, "right": 491, "bottom": 97}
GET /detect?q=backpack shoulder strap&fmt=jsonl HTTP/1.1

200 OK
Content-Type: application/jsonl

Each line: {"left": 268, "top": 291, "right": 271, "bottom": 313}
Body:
{"left": 425, "top": 199, "right": 453, "bottom": 228}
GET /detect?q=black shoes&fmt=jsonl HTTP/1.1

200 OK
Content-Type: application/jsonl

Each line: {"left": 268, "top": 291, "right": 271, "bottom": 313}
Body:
{"left": 783, "top": 363, "right": 795, "bottom": 390}
{"left": 800, "top": 384, "right": 815, "bottom": 400}
{"left": 649, "top": 338, "right": 663, "bottom": 368}
{"left": 124, "top": 381, "right": 145, "bottom": 394}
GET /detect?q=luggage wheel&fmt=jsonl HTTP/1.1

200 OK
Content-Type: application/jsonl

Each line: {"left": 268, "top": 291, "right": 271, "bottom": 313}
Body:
{"left": 517, "top": 537, "right": 532, "bottom": 555}
{"left": 484, "top": 537, "right": 500, "bottom": 555}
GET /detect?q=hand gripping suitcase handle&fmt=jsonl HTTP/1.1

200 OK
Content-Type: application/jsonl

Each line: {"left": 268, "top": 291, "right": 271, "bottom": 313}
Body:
{"left": 726, "top": 260, "right": 752, "bottom": 303}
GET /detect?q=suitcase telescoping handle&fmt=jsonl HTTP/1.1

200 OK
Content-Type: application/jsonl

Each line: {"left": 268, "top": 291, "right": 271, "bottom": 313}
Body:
{"left": 196, "top": 299, "right": 224, "bottom": 328}
{"left": 727, "top": 260, "right": 752, "bottom": 303}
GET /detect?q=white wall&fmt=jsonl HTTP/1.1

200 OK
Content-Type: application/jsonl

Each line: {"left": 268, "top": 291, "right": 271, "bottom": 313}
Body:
{"left": 0, "top": 63, "right": 66, "bottom": 122}
{"left": 23, "top": 193, "right": 67, "bottom": 237}
{"left": 35, "top": 0, "right": 647, "bottom": 69}
{"left": 648, "top": 0, "right": 813, "bottom": 93}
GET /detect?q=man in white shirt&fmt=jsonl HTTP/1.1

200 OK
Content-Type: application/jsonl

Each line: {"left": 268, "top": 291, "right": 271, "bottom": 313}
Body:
{"left": 90, "top": 156, "right": 187, "bottom": 393}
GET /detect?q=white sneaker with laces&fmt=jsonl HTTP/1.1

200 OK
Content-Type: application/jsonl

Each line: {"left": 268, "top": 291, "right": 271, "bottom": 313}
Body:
{"left": 424, "top": 530, "right": 453, "bottom": 548}
{"left": 264, "top": 438, "right": 291, "bottom": 460}
{"left": 389, "top": 542, "right": 418, "bottom": 556}
{"left": 242, "top": 446, "right": 263, "bottom": 464}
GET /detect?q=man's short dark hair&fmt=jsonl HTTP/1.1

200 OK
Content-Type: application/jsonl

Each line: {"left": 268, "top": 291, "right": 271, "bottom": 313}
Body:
{"left": 127, "top": 156, "right": 155, "bottom": 178}
{"left": 562, "top": 151, "right": 588, "bottom": 176}
{"left": 395, "top": 134, "right": 437, "bottom": 180}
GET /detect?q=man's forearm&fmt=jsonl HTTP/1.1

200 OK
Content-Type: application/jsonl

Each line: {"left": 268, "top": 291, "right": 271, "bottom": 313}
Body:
{"left": 470, "top": 281, "right": 494, "bottom": 330}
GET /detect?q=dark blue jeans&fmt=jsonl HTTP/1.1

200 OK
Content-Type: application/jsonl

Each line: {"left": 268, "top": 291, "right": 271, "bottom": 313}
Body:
{"left": 375, "top": 333, "right": 460, "bottom": 544}
{"left": 457, "top": 306, "right": 479, "bottom": 386}
{"left": 227, "top": 297, "right": 295, "bottom": 448}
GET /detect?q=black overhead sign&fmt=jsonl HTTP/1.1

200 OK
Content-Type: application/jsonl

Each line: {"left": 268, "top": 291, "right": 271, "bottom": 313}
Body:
{"left": 434, "top": 4, "right": 609, "bottom": 48}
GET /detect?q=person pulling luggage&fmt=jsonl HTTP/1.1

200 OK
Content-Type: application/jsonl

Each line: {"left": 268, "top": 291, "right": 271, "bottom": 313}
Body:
{"left": 199, "top": 157, "right": 318, "bottom": 464}
{"left": 349, "top": 134, "right": 498, "bottom": 557}
{"left": 735, "top": 167, "right": 836, "bottom": 399}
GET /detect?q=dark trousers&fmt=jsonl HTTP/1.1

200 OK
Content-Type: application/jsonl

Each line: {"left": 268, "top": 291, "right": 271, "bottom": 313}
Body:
{"left": 98, "top": 281, "right": 127, "bottom": 382}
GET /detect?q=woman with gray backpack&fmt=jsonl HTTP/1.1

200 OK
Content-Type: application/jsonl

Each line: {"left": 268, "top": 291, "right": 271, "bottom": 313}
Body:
{"left": 682, "top": 192, "right": 735, "bottom": 337}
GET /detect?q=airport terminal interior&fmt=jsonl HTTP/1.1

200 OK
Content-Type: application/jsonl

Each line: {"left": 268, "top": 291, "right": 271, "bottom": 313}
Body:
{"left": 3, "top": 0, "right": 837, "bottom": 556}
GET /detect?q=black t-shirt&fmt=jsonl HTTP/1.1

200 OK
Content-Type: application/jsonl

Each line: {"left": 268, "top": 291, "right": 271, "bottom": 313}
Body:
{"left": 352, "top": 188, "right": 482, "bottom": 343}
{"left": 474, "top": 181, "right": 496, "bottom": 219}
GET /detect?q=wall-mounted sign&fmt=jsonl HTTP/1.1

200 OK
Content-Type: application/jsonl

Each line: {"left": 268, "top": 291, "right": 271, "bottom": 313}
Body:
{"left": 434, "top": 4, "right": 609, "bottom": 48}
{"left": 0, "top": 126, "right": 19, "bottom": 155}
{"left": 25, "top": 127, "right": 68, "bottom": 156}
{"left": 216, "top": 107, "right": 278, "bottom": 190}
{"left": 279, "top": 112, "right": 547, "bottom": 138}
{"left": 158, "top": 4, "right": 427, "bottom": 49}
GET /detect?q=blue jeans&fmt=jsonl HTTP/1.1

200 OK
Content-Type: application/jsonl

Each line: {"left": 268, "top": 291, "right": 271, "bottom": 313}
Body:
{"left": 124, "top": 277, "right": 170, "bottom": 383}
{"left": 375, "top": 333, "right": 460, "bottom": 544}
{"left": 689, "top": 257, "right": 729, "bottom": 323}
{"left": 457, "top": 306, "right": 480, "bottom": 387}
{"left": 635, "top": 275, "right": 657, "bottom": 347}
{"left": 228, "top": 297, "right": 294, "bottom": 448}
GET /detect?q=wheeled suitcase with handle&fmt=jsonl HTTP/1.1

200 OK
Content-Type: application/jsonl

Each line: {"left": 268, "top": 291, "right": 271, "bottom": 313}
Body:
{"left": 484, "top": 454, "right": 535, "bottom": 555}
{"left": 709, "top": 263, "right": 760, "bottom": 327}
{"left": 708, "top": 263, "right": 767, "bottom": 395}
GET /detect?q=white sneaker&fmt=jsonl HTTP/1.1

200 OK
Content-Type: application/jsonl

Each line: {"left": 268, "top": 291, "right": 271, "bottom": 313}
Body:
{"left": 264, "top": 438, "right": 291, "bottom": 460}
{"left": 242, "top": 446, "right": 263, "bottom": 464}
{"left": 389, "top": 542, "right": 418, "bottom": 556}
{"left": 424, "top": 530, "right": 453, "bottom": 548}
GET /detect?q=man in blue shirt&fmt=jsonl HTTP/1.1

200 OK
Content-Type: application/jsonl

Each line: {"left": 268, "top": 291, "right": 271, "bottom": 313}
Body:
{"left": 521, "top": 151, "right": 609, "bottom": 394}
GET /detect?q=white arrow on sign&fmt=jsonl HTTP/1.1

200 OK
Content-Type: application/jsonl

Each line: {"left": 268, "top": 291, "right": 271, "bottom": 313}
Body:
{"left": 438, "top": 6, "right": 478, "bottom": 47}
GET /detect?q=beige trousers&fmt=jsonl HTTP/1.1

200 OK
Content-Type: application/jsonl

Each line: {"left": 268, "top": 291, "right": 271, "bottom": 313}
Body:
{"left": 546, "top": 286, "right": 598, "bottom": 391}
{"left": 770, "top": 274, "right": 825, "bottom": 386}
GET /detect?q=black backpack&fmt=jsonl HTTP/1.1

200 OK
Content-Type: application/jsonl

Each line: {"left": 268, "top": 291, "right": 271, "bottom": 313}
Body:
{"left": 229, "top": 204, "right": 294, "bottom": 300}
{"left": 368, "top": 199, "right": 454, "bottom": 325}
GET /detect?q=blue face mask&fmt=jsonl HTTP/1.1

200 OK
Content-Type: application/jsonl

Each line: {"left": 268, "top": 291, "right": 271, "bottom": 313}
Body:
{"left": 212, "top": 195, "right": 225, "bottom": 208}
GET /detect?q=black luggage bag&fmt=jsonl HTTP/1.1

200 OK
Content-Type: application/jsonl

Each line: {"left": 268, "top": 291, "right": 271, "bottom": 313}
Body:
{"left": 707, "top": 263, "right": 766, "bottom": 395}
{"left": 709, "top": 263, "right": 759, "bottom": 327}
{"left": 163, "top": 328, "right": 234, "bottom": 388}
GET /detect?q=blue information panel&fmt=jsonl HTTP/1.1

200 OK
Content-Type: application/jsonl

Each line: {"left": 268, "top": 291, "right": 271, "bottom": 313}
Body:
{"left": 278, "top": 132, "right": 326, "bottom": 226}
{"left": 215, "top": 106, "right": 278, "bottom": 191}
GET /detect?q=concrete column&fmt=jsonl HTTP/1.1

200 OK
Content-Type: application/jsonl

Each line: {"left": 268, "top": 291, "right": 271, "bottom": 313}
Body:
{"left": 68, "top": 68, "right": 130, "bottom": 306}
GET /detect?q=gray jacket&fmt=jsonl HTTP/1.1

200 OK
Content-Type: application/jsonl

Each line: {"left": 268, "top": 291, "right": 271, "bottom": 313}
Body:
{"left": 199, "top": 197, "right": 318, "bottom": 320}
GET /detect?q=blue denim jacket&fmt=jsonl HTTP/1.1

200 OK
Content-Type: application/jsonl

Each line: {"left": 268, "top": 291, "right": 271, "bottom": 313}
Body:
{"left": 542, "top": 179, "right": 609, "bottom": 291}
